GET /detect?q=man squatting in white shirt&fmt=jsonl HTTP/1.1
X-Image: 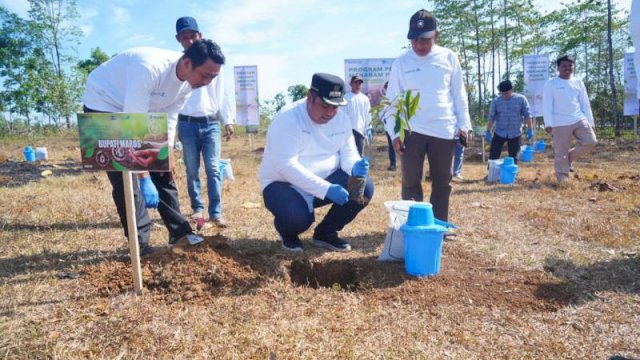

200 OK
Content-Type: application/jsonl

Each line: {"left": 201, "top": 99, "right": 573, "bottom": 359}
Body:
{"left": 82, "top": 40, "right": 226, "bottom": 254}
{"left": 542, "top": 55, "right": 597, "bottom": 183}
{"left": 259, "top": 73, "right": 373, "bottom": 253}
{"left": 385, "top": 9, "right": 472, "bottom": 223}
{"left": 344, "top": 74, "right": 372, "bottom": 156}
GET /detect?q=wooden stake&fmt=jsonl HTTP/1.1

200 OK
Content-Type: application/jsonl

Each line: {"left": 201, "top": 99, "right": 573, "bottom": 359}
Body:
{"left": 123, "top": 171, "right": 143, "bottom": 295}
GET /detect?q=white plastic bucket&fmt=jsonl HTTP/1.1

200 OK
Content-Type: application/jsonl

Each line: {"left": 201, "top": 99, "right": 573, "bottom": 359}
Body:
{"left": 488, "top": 159, "right": 503, "bottom": 183}
{"left": 35, "top": 147, "right": 48, "bottom": 161}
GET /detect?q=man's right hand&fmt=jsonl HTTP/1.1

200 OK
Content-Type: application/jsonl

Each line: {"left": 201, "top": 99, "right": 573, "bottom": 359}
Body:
{"left": 326, "top": 184, "right": 349, "bottom": 206}
{"left": 138, "top": 176, "right": 159, "bottom": 208}
{"left": 484, "top": 131, "right": 492, "bottom": 143}
{"left": 392, "top": 137, "right": 405, "bottom": 155}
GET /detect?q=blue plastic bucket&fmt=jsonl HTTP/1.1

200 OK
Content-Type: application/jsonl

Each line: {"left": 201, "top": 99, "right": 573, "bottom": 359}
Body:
{"left": 534, "top": 139, "right": 546, "bottom": 152}
{"left": 23, "top": 146, "right": 35, "bottom": 162}
{"left": 520, "top": 145, "right": 534, "bottom": 162}
{"left": 499, "top": 157, "right": 518, "bottom": 184}
{"left": 401, "top": 203, "right": 447, "bottom": 277}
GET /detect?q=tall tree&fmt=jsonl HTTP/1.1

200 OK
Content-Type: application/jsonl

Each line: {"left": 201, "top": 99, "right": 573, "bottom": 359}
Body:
{"left": 606, "top": 0, "right": 620, "bottom": 135}
{"left": 77, "top": 47, "right": 110, "bottom": 77}
{"left": 28, "top": 0, "right": 83, "bottom": 128}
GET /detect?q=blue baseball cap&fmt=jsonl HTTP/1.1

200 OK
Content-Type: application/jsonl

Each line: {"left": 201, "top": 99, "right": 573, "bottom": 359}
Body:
{"left": 176, "top": 17, "right": 199, "bottom": 34}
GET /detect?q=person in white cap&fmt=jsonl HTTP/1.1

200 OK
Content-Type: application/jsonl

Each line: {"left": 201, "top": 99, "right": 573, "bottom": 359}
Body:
{"left": 344, "top": 74, "right": 372, "bottom": 155}
{"left": 174, "top": 16, "right": 235, "bottom": 230}
{"left": 542, "top": 55, "right": 597, "bottom": 183}
{"left": 385, "top": 9, "right": 472, "bottom": 223}
{"left": 259, "top": 73, "right": 374, "bottom": 253}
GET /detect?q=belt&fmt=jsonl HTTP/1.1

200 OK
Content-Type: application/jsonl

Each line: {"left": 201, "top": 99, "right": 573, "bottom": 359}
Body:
{"left": 178, "top": 114, "right": 219, "bottom": 123}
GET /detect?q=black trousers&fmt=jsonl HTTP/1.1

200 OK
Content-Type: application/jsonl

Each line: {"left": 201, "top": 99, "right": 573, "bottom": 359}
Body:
{"left": 400, "top": 131, "right": 455, "bottom": 221}
{"left": 84, "top": 106, "right": 193, "bottom": 245}
{"left": 489, "top": 134, "right": 521, "bottom": 164}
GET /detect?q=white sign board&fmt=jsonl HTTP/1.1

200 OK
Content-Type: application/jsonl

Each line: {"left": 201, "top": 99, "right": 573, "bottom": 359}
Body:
{"left": 624, "top": 52, "right": 639, "bottom": 116}
{"left": 523, "top": 55, "right": 549, "bottom": 118}
{"left": 234, "top": 66, "right": 260, "bottom": 126}
{"left": 344, "top": 58, "right": 394, "bottom": 106}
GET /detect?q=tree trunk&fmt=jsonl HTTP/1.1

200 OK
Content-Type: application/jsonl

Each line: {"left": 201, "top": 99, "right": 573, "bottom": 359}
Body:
{"left": 607, "top": 0, "right": 620, "bottom": 136}
{"left": 474, "top": 0, "right": 483, "bottom": 120}
{"left": 503, "top": 0, "right": 509, "bottom": 78}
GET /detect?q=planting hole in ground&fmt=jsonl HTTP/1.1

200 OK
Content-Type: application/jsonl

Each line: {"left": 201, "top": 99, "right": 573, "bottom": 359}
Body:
{"left": 289, "top": 259, "right": 361, "bottom": 291}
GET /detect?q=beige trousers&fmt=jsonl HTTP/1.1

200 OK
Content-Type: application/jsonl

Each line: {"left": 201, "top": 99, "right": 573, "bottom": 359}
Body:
{"left": 551, "top": 119, "right": 597, "bottom": 181}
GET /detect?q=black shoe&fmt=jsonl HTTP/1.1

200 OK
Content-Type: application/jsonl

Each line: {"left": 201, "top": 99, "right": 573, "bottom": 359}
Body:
{"left": 312, "top": 233, "right": 352, "bottom": 252}
{"left": 387, "top": 164, "right": 396, "bottom": 171}
{"left": 140, "top": 244, "right": 155, "bottom": 256}
{"left": 280, "top": 235, "right": 304, "bottom": 252}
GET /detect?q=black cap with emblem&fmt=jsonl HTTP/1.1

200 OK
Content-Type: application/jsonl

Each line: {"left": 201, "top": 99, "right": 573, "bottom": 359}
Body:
{"left": 310, "top": 73, "right": 348, "bottom": 106}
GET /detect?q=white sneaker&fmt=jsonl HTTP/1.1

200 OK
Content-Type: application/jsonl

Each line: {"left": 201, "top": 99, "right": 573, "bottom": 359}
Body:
{"left": 452, "top": 175, "right": 463, "bottom": 182}
{"left": 191, "top": 211, "right": 204, "bottom": 220}
{"left": 186, "top": 233, "right": 204, "bottom": 245}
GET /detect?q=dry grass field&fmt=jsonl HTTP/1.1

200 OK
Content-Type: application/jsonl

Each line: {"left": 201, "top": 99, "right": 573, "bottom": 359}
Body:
{"left": 0, "top": 131, "right": 639, "bottom": 359}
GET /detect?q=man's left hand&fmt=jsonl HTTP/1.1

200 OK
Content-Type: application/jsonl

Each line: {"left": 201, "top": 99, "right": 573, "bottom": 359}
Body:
{"left": 366, "top": 128, "right": 374, "bottom": 144}
{"left": 224, "top": 124, "right": 234, "bottom": 141}
{"left": 457, "top": 129, "right": 472, "bottom": 142}
{"left": 351, "top": 157, "right": 369, "bottom": 178}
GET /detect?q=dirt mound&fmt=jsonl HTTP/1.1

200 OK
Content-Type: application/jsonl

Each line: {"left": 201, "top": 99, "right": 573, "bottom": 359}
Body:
{"left": 83, "top": 237, "right": 574, "bottom": 312}
{"left": 83, "top": 235, "right": 265, "bottom": 302}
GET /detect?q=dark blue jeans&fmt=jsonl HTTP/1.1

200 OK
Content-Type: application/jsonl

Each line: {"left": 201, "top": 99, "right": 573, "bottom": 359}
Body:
{"left": 386, "top": 133, "right": 396, "bottom": 167}
{"left": 178, "top": 118, "right": 223, "bottom": 219}
{"left": 262, "top": 170, "right": 374, "bottom": 239}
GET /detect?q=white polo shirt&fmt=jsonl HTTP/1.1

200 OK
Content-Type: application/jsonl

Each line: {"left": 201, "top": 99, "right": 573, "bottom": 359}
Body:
{"left": 82, "top": 47, "right": 192, "bottom": 146}
{"left": 258, "top": 99, "right": 361, "bottom": 200}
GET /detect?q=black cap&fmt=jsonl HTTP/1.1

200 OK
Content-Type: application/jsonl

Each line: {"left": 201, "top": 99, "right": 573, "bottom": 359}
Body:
{"left": 407, "top": 9, "right": 437, "bottom": 40}
{"left": 498, "top": 80, "right": 513, "bottom": 92}
{"left": 350, "top": 74, "right": 364, "bottom": 84}
{"left": 310, "top": 73, "right": 347, "bottom": 106}
{"left": 176, "top": 16, "right": 199, "bottom": 35}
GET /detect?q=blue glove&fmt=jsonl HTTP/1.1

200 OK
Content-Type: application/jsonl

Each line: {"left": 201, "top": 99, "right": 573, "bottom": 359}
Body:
{"left": 326, "top": 184, "right": 349, "bottom": 205}
{"left": 138, "top": 176, "right": 159, "bottom": 208}
{"left": 526, "top": 128, "right": 534, "bottom": 140}
{"left": 484, "top": 131, "right": 492, "bottom": 143}
{"left": 366, "top": 128, "right": 373, "bottom": 143}
{"left": 351, "top": 157, "right": 369, "bottom": 178}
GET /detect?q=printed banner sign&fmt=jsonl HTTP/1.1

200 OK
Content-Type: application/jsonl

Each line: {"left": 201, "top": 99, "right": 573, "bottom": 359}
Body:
{"left": 523, "top": 55, "right": 549, "bottom": 117}
{"left": 77, "top": 113, "right": 170, "bottom": 171}
{"left": 624, "top": 52, "right": 639, "bottom": 116}
{"left": 234, "top": 66, "right": 260, "bottom": 126}
{"left": 344, "top": 58, "right": 395, "bottom": 107}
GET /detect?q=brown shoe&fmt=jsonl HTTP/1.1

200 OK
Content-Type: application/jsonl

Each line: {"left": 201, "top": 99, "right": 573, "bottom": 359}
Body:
{"left": 211, "top": 218, "right": 228, "bottom": 228}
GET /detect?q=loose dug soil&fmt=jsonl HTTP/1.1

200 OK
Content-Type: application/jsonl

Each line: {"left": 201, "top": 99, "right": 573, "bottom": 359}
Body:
{"left": 82, "top": 235, "right": 576, "bottom": 312}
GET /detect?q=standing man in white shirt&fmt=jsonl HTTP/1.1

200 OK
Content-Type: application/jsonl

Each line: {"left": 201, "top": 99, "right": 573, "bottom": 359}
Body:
{"left": 82, "top": 40, "right": 225, "bottom": 254}
{"left": 344, "top": 74, "right": 372, "bottom": 155}
{"left": 542, "top": 55, "right": 597, "bottom": 183}
{"left": 385, "top": 9, "right": 472, "bottom": 223}
{"left": 259, "top": 73, "right": 373, "bottom": 252}
{"left": 175, "top": 17, "right": 234, "bottom": 229}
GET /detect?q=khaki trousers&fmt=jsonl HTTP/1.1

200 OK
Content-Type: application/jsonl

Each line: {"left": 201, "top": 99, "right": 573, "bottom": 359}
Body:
{"left": 551, "top": 119, "right": 597, "bottom": 181}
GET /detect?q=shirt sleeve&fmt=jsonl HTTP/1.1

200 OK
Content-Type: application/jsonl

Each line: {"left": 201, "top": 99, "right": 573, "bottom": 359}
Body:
{"left": 578, "top": 79, "right": 595, "bottom": 127}
{"left": 450, "top": 52, "right": 472, "bottom": 132}
{"left": 542, "top": 80, "right": 553, "bottom": 128}
{"left": 489, "top": 99, "right": 497, "bottom": 122}
{"left": 217, "top": 68, "right": 236, "bottom": 125}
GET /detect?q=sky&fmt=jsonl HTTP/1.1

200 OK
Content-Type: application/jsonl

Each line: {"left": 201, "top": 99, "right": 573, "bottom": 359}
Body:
{"left": 0, "top": 0, "right": 633, "bottom": 102}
